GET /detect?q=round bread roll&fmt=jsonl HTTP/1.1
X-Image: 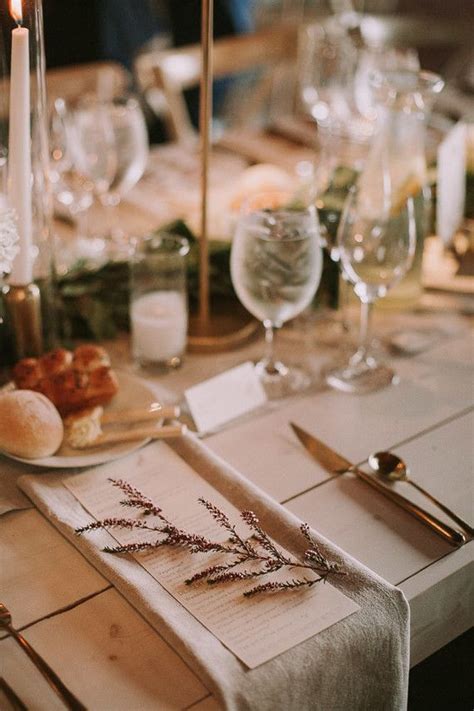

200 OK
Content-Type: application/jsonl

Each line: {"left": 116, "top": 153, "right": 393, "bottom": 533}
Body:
{"left": 0, "top": 390, "right": 64, "bottom": 459}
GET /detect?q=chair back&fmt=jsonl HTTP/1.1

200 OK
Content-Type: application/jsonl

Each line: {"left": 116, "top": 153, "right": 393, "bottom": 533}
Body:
{"left": 46, "top": 61, "right": 131, "bottom": 108}
{"left": 135, "top": 24, "right": 299, "bottom": 143}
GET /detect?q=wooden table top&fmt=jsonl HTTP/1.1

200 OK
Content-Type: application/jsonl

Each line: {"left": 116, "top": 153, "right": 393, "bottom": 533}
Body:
{"left": 1, "top": 139, "right": 473, "bottom": 710}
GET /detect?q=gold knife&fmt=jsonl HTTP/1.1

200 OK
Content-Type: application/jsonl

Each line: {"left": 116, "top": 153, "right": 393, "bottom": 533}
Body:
{"left": 290, "top": 423, "right": 466, "bottom": 548}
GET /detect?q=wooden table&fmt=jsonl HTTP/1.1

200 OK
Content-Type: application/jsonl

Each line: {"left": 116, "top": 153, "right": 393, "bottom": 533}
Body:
{"left": 1, "top": 140, "right": 473, "bottom": 710}
{"left": 1, "top": 301, "right": 473, "bottom": 710}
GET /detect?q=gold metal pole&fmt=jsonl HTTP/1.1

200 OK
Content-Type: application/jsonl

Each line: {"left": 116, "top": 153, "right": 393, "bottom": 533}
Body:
{"left": 186, "top": 0, "right": 258, "bottom": 352}
{"left": 198, "top": 0, "right": 212, "bottom": 326}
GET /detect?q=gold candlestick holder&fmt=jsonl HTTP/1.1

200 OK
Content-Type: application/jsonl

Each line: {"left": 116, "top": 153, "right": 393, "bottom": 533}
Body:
{"left": 187, "top": 0, "right": 258, "bottom": 352}
{"left": 2, "top": 283, "right": 43, "bottom": 360}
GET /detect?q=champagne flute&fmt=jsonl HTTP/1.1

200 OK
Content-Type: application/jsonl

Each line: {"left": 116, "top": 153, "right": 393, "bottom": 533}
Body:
{"left": 325, "top": 187, "right": 416, "bottom": 393}
{"left": 230, "top": 192, "right": 323, "bottom": 398}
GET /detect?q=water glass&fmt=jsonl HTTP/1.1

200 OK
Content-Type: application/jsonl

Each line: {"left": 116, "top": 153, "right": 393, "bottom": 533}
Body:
{"left": 230, "top": 192, "right": 323, "bottom": 398}
{"left": 130, "top": 234, "right": 189, "bottom": 371}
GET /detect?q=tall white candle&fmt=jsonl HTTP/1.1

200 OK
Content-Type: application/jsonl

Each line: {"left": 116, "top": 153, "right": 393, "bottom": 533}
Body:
{"left": 8, "top": 0, "right": 33, "bottom": 286}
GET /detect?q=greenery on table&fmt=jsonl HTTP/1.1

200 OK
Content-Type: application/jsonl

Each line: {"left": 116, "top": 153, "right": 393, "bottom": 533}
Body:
{"left": 0, "top": 169, "right": 356, "bottom": 352}
{"left": 56, "top": 220, "right": 235, "bottom": 343}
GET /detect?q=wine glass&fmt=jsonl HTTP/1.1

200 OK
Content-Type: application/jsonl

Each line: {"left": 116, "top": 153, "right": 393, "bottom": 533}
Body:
{"left": 325, "top": 187, "right": 416, "bottom": 393}
{"left": 299, "top": 21, "right": 358, "bottom": 133}
{"left": 72, "top": 96, "right": 118, "bottom": 200}
{"left": 230, "top": 192, "right": 323, "bottom": 398}
{"left": 49, "top": 98, "right": 102, "bottom": 268}
{"left": 99, "top": 95, "right": 149, "bottom": 227}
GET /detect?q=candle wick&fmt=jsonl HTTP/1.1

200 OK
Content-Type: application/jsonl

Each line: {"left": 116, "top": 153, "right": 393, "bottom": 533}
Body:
{"left": 15, "top": 19, "right": 23, "bottom": 27}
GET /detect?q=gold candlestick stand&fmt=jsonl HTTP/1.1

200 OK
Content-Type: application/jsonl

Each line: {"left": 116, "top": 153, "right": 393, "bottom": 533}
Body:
{"left": 2, "top": 283, "right": 43, "bottom": 360}
{"left": 187, "top": 0, "right": 258, "bottom": 352}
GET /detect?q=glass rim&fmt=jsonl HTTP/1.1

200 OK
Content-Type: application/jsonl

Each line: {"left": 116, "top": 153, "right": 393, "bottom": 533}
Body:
{"left": 239, "top": 190, "right": 317, "bottom": 217}
{"left": 137, "top": 232, "right": 190, "bottom": 257}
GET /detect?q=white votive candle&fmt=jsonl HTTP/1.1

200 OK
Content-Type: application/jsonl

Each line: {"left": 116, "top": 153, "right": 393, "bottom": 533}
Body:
{"left": 131, "top": 290, "right": 187, "bottom": 366}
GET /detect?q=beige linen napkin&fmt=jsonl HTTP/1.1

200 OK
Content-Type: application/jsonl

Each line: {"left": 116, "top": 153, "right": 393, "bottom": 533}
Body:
{"left": 19, "top": 433, "right": 410, "bottom": 711}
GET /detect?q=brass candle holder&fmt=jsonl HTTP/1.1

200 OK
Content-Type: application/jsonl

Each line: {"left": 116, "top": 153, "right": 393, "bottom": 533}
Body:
{"left": 2, "top": 282, "right": 43, "bottom": 360}
{"left": 187, "top": 0, "right": 258, "bottom": 352}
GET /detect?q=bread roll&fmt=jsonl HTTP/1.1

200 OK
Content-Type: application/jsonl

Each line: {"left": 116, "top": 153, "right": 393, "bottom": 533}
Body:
{"left": 11, "top": 344, "right": 118, "bottom": 415}
{"left": 0, "top": 390, "right": 64, "bottom": 459}
{"left": 73, "top": 345, "right": 110, "bottom": 372}
{"left": 40, "top": 348, "right": 73, "bottom": 377}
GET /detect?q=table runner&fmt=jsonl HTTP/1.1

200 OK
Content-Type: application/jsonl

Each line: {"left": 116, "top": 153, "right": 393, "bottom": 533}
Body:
{"left": 18, "top": 433, "right": 410, "bottom": 711}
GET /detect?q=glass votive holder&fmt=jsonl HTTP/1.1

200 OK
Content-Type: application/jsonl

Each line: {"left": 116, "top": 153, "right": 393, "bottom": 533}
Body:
{"left": 130, "top": 233, "right": 190, "bottom": 370}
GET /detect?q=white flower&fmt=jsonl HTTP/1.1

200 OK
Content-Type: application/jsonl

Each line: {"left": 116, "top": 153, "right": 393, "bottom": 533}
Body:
{"left": 0, "top": 208, "right": 20, "bottom": 275}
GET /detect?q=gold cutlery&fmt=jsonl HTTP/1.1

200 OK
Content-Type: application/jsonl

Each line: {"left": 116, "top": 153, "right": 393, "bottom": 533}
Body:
{"left": 89, "top": 423, "right": 187, "bottom": 447}
{"left": 100, "top": 403, "right": 181, "bottom": 425}
{"left": 369, "top": 451, "right": 474, "bottom": 540}
{"left": 0, "top": 603, "right": 86, "bottom": 710}
{"left": 289, "top": 423, "right": 466, "bottom": 548}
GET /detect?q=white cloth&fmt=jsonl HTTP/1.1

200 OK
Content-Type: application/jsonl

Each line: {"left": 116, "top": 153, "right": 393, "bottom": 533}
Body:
{"left": 19, "top": 433, "right": 410, "bottom": 711}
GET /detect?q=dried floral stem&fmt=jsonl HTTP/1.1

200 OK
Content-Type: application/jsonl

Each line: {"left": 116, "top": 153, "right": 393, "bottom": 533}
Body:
{"left": 76, "top": 479, "right": 345, "bottom": 596}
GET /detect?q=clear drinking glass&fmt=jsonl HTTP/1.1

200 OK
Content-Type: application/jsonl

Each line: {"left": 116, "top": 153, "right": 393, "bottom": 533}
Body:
{"left": 71, "top": 95, "right": 118, "bottom": 225}
{"left": 325, "top": 187, "right": 417, "bottom": 394}
{"left": 72, "top": 94, "right": 148, "bottom": 249}
{"left": 299, "top": 21, "right": 357, "bottom": 133}
{"left": 49, "top": 99, "right": 94, "bottom": 253}
{"left": 230, "top": 192, "right": 323, "bottom": 398}
{"left": 130, "top": 233, "right": 189, "bottom": 371}
{"left": 99, "top": 95, "right": 149, "bottom": 224}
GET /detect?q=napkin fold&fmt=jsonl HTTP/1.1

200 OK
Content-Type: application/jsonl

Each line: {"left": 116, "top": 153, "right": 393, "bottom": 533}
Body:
{"left": 18, "top": 434, "right": 410, "bottom": 711}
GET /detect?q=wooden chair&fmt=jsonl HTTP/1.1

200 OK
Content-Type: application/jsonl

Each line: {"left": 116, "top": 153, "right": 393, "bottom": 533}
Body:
{"left": 46, "top": 61, "right": 131, "bottom": 108}
{"left": 134, "top": 24, "right": 299, "bottom": 144}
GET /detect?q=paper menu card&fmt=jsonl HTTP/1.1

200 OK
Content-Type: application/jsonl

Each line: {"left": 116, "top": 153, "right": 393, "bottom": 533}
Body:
{"left": 64, "top": 442, "right": 358, "bottom": 669}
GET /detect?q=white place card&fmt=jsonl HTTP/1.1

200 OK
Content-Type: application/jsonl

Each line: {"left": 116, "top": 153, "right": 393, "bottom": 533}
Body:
{"left": 437, "top": 122, "right": 466, "bottom": 244}
{"left": 184, "top": 361, "right": 267, "bottom": 434}
{"left": 64, "top": 443, "right": 359, "bottom": 669}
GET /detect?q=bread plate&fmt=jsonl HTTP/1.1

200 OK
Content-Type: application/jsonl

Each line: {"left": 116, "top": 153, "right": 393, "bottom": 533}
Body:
{"left": 1, "top": 371, "right": 160, "bottom": 469}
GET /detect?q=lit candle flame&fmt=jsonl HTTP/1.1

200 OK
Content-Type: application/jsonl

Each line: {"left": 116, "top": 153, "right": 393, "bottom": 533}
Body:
{"left": 10, "top": 0, "right": 23, "bottom": 25}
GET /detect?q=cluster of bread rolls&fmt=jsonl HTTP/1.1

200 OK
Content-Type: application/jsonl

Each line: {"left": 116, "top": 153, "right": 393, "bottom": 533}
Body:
{"left": 12, "top": 345, "right": 119, "bottom": 416}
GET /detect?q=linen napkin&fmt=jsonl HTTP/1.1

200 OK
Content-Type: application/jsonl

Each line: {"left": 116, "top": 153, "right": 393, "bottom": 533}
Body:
{"left": 18, "top": 433, "right": 410, "bottom": 711}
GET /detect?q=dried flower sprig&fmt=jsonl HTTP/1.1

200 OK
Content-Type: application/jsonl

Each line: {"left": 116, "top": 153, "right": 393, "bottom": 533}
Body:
{"left": 76, "top": 479, "right": 345, "bottom": 596}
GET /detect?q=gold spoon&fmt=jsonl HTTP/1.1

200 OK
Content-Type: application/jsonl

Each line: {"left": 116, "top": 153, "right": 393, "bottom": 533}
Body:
{"left": 368, "top": 452, "right": 474, "bottom": 540}
{"left": 0, "top": 603, "right": 86, "bottom": 710}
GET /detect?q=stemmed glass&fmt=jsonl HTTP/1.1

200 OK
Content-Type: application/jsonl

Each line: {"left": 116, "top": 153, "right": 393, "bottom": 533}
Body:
{"left": 230, "top": 192, "right": 323, "bottom": 398}
{"left": 49, "top": 98, "right": 100, "bottom": 268}
{"left": 98, "top": 95, "right": 149, "bottom": 232}
{"left": 71, "top": 94, "right": 149, "bottom": 254}
{"left": 325, "top": 187, "right": 416, "bottom": 393}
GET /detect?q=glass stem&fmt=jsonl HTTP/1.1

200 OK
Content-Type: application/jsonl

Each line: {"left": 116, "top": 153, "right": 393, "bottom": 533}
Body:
{"left": 358, "top": 300, "right": 373, "bottom": 358}
{"left": 100, "top": 192, "right": 121, "bottom": 239}
{"left": 263, "top": 319, "right": 278, "bottom": 374}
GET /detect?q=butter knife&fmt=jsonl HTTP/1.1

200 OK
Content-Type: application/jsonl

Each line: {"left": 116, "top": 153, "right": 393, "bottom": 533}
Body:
{"left": 290, "top": 423, "right": 466, "bottom": 548}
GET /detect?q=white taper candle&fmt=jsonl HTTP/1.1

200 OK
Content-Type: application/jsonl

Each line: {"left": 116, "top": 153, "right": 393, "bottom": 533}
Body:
{"left": 8, "top": 0, "right": 33, "bottom": 286}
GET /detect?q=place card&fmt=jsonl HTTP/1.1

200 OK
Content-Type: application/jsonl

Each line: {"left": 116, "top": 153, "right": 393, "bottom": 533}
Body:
{"left": 184, "top": 361, "right": 267, "bottom": 434}
{"left": 64, "top": 442, "right": 359, "bottom": 669}
{"left": 437, "top": 122, "right": 466, "bottom": 244}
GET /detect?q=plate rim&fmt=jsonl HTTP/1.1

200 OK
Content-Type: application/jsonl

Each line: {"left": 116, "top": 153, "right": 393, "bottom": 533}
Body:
{"left": 0, "top": 370, "right": 159, "bottom": 469}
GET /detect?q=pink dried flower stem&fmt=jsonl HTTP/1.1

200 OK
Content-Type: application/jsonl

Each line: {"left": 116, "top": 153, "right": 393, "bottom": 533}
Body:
{"left": 75, "top": 481, "right": 345, "bottom": 596}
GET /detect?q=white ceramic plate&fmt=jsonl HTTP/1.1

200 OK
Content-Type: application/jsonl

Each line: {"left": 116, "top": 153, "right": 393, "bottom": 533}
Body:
{"left": 2, "top": 371, "right": 160, "bottom": 469}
